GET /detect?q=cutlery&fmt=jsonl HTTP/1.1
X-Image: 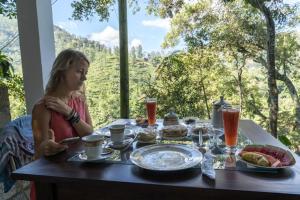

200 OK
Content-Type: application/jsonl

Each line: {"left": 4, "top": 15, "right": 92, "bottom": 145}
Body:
{"left": 121, "top": 134, "right": 138, "bottom": 151}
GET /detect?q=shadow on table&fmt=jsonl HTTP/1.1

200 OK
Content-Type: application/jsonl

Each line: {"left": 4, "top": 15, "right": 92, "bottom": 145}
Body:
{"left": 131, "top": 166, "right": 201, "bottom": 182}
{"left": 238, "top": 166, "right": 296, "bottom": 180}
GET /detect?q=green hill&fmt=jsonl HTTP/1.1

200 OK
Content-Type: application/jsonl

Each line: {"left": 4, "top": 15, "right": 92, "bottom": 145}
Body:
{"left": 0, "top": 16, "right": 157, "bottom": 127}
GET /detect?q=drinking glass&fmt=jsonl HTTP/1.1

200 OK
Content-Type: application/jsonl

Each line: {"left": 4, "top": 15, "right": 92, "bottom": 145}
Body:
{"left": 146, "top": 97, "right": 157, "bottom": 126}
{"left": 192, "top": 122, "right": 212, "bottom": 149}
{"left": 222, "top": 105, "right": 240, "bottom": 154}
{"left": 210, "top": 127, "right": 225, "bottom": 155}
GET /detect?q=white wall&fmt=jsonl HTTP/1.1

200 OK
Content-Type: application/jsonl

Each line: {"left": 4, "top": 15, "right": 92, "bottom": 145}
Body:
{"left": 16, "top": 0, "right": 55, "bottom": 114}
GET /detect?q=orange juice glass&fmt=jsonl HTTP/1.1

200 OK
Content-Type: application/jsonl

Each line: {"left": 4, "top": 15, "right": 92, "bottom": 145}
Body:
{"left": 222, "top": 105, "right": 240, "bottom": 153}
{"left": 146, "top": 98, "right": 157, "bottom": 126}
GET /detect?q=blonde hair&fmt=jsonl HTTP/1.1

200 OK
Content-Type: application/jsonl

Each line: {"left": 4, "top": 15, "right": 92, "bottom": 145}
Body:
{"left": 45, "top": 49, "right": 89, "bottom": 94}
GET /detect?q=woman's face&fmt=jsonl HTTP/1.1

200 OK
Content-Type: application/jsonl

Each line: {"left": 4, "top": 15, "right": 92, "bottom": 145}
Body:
{"left": 64, "top": 59, "right": 89, "bottom": 91}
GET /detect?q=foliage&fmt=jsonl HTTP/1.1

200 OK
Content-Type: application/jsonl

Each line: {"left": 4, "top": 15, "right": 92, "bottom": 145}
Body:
{"left": 71, "top": 0, "right": 140, "bottom": 21}
{"left": 0, "top": 50, "right": 25, "bottom": 119}
{"left": 0, "top": 51, "right": 13, "bottom": 78}
{"left": 0, "top": 0, "right": 300, "bottom": 150}
{"left": 5, "top": 73, "right": 26, "bottom": 117}
{"left": 0, "top": 0, "right": 16, "bottom": 19}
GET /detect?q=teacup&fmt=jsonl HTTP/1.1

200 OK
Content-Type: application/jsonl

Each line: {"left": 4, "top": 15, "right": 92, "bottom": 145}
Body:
{"left": 109, "top": 124, "right": 125, "bottom": 144}
{"left": 81, "top": 135, "right": 104, "bottom": 159}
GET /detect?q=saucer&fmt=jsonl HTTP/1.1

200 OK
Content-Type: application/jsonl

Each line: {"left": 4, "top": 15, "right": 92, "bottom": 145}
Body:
{"left": 108, "top": 138, "right": 133, "bottom": 149}
{"left": 102, "top": 147, "right": 114, "bottom": 155}
{"left": 68, "top": 152, "right": 112, "bottom": 163}
{"left": 95, "top": 128, "right": 134, "bottom": 138}
{"left": 78, "top": 153, "right": 108, "bottom": 161}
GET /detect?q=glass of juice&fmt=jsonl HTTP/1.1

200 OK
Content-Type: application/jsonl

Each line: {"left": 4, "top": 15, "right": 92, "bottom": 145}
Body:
{"left": 222, "top": 105, "right": 240, "bottom": 154}
{"left": 146, "top": 97, "right": 157, "bottom": 126}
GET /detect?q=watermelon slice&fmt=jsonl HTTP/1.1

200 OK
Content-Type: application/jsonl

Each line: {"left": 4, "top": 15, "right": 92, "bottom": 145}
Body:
{"left": 240, "top": 145, "right": 296, "bottom": 167}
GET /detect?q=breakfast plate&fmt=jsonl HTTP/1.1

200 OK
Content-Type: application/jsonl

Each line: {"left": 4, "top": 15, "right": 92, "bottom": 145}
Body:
{"left": 130, "top": 144, "right": 203, "bottom": 171}
{"left": 236, "top": 144, "right": 296, "bottom": 170}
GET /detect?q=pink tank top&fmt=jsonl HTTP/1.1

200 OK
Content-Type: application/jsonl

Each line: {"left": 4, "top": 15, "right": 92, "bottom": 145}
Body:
{"left": 50, "top": 97, "right": 86, "bottom": 142}
{"left": 31, "top": 97, "right": 87, "bottom": 200}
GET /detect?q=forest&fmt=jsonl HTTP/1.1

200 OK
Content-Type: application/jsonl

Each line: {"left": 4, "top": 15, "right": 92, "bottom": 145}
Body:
{"left": 0, "top": 0, "right": 299, "bottom": 152}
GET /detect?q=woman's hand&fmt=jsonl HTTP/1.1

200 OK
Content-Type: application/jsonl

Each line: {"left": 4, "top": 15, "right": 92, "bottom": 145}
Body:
{"left": 42, "top": 129, "right": 68, "bottom": 156}
{"left": 44, "top": 96, "right": 72, "bottom": 117}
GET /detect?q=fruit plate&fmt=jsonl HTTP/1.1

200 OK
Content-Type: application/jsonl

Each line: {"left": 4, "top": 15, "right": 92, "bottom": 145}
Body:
{"left": 236, "top": 144, "right": 296, "bottom": 170}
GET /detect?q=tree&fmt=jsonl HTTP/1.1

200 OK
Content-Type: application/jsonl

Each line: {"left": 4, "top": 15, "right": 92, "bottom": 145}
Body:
{"left": 0, "top": 52, "right": 13, "bottom": 128}
{"left": 0, "top": 0, "right": 16, "bottom": 19}
{"left": 148, "top": 0, "right": 299, "bottom": 137}
{"left": 241, "top": 0, "right": 278, "bottom": 139}
{"left": 71, "top": 0, "right": 138, "bottom": 118}
{"left": 136, "top": 44, "right": 143, "bottom": 58}
{"left": 274, "top": 33, "right": 300, "bottom": 130}
{"left": 0, "top": 0, "right": 17, "bottom": 128}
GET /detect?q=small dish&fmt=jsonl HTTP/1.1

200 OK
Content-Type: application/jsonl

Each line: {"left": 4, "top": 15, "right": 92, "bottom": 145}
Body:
{"left": 108, "top": 138, "right": 133, "bottom": 149}
{"left": 137, "top": 130, "right": 156, "bottom": 144}
{"left": 137, "top": 139, "right": 156, "bottom": 144}
{"left": 161, "top": 125, "right": 188, "bottom": 140}
{"left": 162, "top": 135, "right": 186, "bottom": 140}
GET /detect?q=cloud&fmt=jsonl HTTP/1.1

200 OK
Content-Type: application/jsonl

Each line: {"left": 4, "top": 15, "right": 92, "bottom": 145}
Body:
{"left": 55, "top": 21, "right": 78, "bottom": 31}
{"left": 89, "top": 26, "right": 119, "bottom": 47}
{"left": 130, "top": 39, "right": 142, "bottom": 48}
{"left": 142, "top": 18, "right": 170, "bottom": 30}
{"left": 184, "top": 0, "right": 198, "bottom": 4}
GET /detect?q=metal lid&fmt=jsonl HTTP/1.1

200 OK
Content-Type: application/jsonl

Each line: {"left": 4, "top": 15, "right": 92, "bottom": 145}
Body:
{"left": 164, "top": 108, "right": 178, "bottom": 120}
{"left": 213, "top": 96, "right": 229, "bottom": 108}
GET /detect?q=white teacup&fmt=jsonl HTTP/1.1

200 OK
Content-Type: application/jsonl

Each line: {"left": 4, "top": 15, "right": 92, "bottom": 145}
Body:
{"left": 109, "top": 124, "right": 125, "bottom": 144}
{"left": 81, "top": 135, "right": 104, "bottom": 159}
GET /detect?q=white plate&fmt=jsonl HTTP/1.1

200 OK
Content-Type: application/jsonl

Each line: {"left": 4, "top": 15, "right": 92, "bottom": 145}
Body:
{"left": 130, "top": 144, "right": 203, "bottom": 171}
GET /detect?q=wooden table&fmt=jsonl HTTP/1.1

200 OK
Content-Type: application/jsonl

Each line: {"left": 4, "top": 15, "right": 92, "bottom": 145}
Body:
{"left": 12, "top": 120, "right": 300, "bottom": 200}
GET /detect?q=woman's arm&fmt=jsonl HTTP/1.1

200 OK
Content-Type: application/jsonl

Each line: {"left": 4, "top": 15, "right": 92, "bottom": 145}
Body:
{"left": 71, "top": 101, "right": 93, "bottom": 136}
{"left": 43, "top": 96, "right": 93, "bottom": 137}
{"left": 32, "top": 102, "right": 67, "bottom": 158}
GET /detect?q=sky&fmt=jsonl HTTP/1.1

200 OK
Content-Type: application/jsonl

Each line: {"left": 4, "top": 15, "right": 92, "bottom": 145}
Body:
{"left": 52, "top": 0, "right": 299, "bottom": 53}
{"left": 52, "top": 0, "right": 174, "bottom": 53}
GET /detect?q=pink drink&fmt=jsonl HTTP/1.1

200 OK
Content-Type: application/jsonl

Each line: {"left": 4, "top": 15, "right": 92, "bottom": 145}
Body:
{"left": 223, "top": 107, "right": 240, "bottom": 148}
{"left": 146, "top": 98, "right": 157, "bottom": 126}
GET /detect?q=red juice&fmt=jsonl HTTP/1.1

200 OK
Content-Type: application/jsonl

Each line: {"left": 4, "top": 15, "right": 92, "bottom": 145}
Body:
{"left": 146, "top": 101, "right": 156, "bottom": 126}
{"left": 223, "top": 108, "right": 240, "bottom": 147}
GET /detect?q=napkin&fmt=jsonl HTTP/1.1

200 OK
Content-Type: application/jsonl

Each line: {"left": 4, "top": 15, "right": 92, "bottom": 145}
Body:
{"left": 201, "top": 153, "right": 216, "bottom": 180}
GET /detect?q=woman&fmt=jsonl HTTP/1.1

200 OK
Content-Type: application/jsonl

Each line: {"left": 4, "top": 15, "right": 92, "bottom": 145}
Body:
{"left": 32, "top": 49, "right": 93, "bottom": 158}
{"left": 30, "top": 49, "right": 93, "bottom": 199}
